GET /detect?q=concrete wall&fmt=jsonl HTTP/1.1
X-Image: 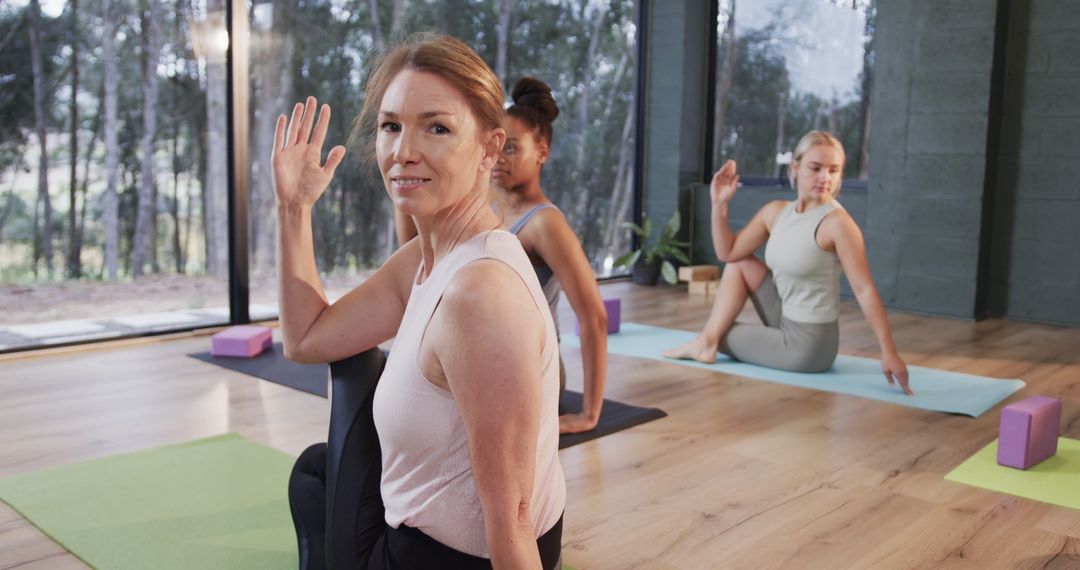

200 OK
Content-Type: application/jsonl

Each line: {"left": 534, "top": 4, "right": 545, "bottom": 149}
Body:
{"left": 986, "top": 0, "right": 1080, "bottom": 325}
{"left": 863, "top": 0, "right": 998, "bottom": 319}
{"left": 641, "top": 0, "right": 711, "bottom": 239}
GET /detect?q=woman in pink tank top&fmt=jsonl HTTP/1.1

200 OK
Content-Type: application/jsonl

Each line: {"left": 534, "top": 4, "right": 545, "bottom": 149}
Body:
{"left": 272, "top": 35, "right": 564, "bottom": 570}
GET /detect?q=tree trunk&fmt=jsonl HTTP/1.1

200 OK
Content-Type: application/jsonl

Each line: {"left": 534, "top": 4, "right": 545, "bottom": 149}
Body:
{"left": 102, "top": 0, "right": 120, "bottom": 281}
{"left": 66, "top": 0, "right": 82, "bottom": 278}
{"left": 713, "top": 0, "right": 737, "bottom": 162}
{"left": 390, "top": 0, "right": 405, "bottom": 38}
{"left": 603, "top": 107, "right": 635, "bottom": 263}
{"left": 567, "top": 3, "right": 609, "bottom": 229}
{"left": 773, "top": 84, "right": 788, "bottom": 177}
{"left": 367, "top": 0, "right": 384, "bottom": 51}
{"left": 29, "top": 0, "right": 54, "bottom": 278}
{"left": 132, "top": 0, "right": 162, "bottom": 277}
{"left": 75, "top": 78, "right": 103, "bottom": 269}
{"left": 204, "top": 3, "right": 228, "bottom": 278}
{"left": 251, "top": 0, "right": 294, "bottom": 275}
{"left": 495, "top": 0, "right": 516, "bottom": 87}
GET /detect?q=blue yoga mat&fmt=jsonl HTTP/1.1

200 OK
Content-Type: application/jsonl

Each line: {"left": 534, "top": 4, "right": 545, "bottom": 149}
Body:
{"left": 563, "top": 322, "right": 1024, "bottom": 417}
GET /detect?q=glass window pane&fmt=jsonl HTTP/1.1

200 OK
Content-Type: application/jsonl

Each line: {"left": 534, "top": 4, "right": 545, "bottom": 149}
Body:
{"left": 0, "top": 0, "right": 230, "bottom": 352}
{"left": 247, "top": 0, "right": 639, "bottom": 320}
{"left": 712, "top": 0, "right": 874, "bottom": 181}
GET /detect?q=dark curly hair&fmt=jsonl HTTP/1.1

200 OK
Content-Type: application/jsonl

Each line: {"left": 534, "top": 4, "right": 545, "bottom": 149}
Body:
{"left": 506, "top": 76, "right": 559, "bottom": 145}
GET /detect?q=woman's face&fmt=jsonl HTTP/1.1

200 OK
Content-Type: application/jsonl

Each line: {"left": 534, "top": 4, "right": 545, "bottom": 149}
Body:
{"left": 376, "top": 69, "right": 502, "bottom": 217}
{"left": 491, "top": 115, "right": 547, "bottom": 189}
{"left": 792, "top": 144, "right": 844, "bottom": 201}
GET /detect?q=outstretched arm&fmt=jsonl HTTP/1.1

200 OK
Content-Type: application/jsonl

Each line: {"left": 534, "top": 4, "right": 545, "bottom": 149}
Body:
{"left": 527, "top": 210, "right": 607, "bottom": 434}
{"left": 430, "top": 260, "right": 548, "bottom": 570}
{"left": 824, "top": 212, "right": 912, "bottom": 395}
{"left": 273, "top": 96, "right": 416, "bottom": 363}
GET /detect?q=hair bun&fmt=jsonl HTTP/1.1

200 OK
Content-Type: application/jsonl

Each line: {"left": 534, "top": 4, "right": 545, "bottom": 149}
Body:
{"left": 511, "top": 77, "right": 559, "bottom": 123}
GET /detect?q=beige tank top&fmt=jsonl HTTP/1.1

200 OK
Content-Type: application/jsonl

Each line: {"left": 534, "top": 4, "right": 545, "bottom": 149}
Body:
{"left": 372, "top": 230, "right": 566, "bottom": 558}
{"left": 763, "top": 200, "right": 843, "bottom": 323}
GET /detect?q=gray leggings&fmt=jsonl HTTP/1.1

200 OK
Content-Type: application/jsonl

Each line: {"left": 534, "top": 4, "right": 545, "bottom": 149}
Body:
{"left": 718, "top": 272, "right": 839, "bottom": 373}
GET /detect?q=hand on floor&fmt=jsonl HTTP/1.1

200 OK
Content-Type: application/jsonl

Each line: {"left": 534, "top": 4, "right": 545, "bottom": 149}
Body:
{"left": 559, "top": 412, "right": 599, "bottom": 434}
{"left": 882, "top": 351, "right": 912, "bottom": 395}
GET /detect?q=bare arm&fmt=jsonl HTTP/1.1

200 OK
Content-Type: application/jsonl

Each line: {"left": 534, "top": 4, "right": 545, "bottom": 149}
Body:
{"left": 428, "top": 260, "right": 547, "bottom": 569}
{"left": 524, "top": 209, "right": 607, "bottom": 434}
{"left": 272, "top": 96, "right": 417, "bottom": 363}
{"left": 709, "top": 160, "right": 782, "bottom": 262}
{"left": 823, "top": 212, "right": 912, "bottom": 395}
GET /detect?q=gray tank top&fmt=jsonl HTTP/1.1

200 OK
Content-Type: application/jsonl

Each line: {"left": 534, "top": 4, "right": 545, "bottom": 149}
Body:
{"left": 763, "top": 200, "right": 843, "bottom": 323}
{"left": 509, "top": 203, "right": 563, "bottom": 335}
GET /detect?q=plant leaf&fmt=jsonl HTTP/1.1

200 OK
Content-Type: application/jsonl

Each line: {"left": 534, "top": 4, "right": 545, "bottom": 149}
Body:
{"left": 661, "top": 260, "right": 678, "bottom": 284}
{"left": 613, "top": 249, "right": 640, "bottom": 268}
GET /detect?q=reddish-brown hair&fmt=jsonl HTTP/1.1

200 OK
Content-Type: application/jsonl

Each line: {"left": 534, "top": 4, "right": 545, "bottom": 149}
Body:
{"left": 350, "top": 33, "right": 505, "bottom": 156}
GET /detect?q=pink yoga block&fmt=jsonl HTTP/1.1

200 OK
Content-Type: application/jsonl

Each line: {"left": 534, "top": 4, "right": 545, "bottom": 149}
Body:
{"left": 575, "top": 298, "right": 621, "bottom": 335}
{"left": 211, "top": 325, "right": 272, "bottom": 358}
{"left": 997, "top": 396, "right": 1062, "bottom": 470}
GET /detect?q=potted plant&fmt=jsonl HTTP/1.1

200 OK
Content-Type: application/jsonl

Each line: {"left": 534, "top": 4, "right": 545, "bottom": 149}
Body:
{"left": 614, "top": 211, "right": 691, "bottom": 285}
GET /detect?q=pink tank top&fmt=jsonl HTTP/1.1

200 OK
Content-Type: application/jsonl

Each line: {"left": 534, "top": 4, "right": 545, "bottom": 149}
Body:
{"left": 372, "top": 230, "right": 566, "bottom": 558}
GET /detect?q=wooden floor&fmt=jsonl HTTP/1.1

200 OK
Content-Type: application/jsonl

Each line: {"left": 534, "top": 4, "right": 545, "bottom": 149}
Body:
{"left": 2, "top": 281, "right": 1079, "bottom": 569}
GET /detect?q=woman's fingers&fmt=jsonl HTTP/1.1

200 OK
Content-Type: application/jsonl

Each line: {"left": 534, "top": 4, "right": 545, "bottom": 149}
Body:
{"left": 323, "top": 145, "right": 347, "bottom": 175}
{"left": 310, "top": 103, "right": 331, "bottom": 151}
{"left": 272, "top": 114, "right": 287, "bottom": 155}
{"left": 297, "top": 96, "right": 318, "bottom": 145}
{"left": 285, "top": 102, "right": 304, "bottom": 147}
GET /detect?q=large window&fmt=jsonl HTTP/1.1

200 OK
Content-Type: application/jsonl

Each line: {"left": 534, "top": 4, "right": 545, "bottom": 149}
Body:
{"left": 0, "top": 0, "right": 640, "bottom": 352}
{"left": 711, "top": 0, "right": 874, "bottom": 182}
{"left": 0, "top": 0, "right": 231, "bottom": 351}
{"left": 245, "top": 0, "right": 640, "bottom": 318}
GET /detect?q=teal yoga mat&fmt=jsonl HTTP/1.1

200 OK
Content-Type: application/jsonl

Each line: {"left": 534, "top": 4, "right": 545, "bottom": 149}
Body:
{"left": 564, "top": 322, "right": 1024, "bottom": 417}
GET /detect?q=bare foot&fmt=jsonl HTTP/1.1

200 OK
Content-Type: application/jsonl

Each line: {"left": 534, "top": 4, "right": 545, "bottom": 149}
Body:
{"left": 661, "top": 336, "right": 719, "bottom": 364}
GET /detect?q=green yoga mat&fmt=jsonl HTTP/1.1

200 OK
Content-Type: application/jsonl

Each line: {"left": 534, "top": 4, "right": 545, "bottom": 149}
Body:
{"left": 945, "top": 437, "right": 1080, "bottom": 510}
{"left": 0, "top": 434, "right": 297, "bottom": 569}
{"left": 1, "top": 435, "right": 579, "bottom": 569}
{"left": 564, "top": 322, "right": 1025, "bottom": 417}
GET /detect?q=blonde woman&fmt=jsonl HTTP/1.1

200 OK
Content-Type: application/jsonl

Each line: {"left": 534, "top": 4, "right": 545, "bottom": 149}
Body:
{"left": 663, "top": 131, "right": 911, "bottom": 395}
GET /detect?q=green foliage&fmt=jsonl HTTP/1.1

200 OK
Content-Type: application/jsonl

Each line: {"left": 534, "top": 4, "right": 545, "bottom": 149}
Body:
{"left": 613, "top": 210, "right": 690, "bottom": 285}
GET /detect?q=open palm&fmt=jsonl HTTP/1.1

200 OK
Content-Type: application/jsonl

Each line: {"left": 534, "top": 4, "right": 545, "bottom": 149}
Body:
{"left": 710, "top": 159, "right": 739, "bottom": 205}
{"left": 272, "top": 96, "right": 347, "bottom": 209}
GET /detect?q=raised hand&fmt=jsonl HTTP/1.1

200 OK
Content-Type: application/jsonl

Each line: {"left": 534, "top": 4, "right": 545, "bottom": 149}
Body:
{"left": 272, "top": 96, "right": 347, "bottom": 209}
{"left": 710, "top": 159, "right": 740, "bottom": 205}
{"left": 882, "top": 351, "right": 912, "bottom": 395}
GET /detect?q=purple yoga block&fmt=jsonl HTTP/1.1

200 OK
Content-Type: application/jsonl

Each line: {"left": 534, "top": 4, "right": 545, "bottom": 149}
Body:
{"left": 997, "top": 396, "right": 1062, "bottom": 470}
{"left": 575, "top": 298, "right": 621, "bottom": 335}
{"left": 211, "top": 325, "right": 273, "bottom": 358}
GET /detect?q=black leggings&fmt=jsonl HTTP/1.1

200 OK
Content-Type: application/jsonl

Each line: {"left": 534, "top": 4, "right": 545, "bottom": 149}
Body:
{"left": 288, "top": 349, "right": 562, "bottom": 569}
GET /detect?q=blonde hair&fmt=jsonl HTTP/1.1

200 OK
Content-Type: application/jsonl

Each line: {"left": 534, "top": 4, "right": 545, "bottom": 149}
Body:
{"left": 789, "top": 130, "right": 846, "bottom": 195}
{"left": 350, "top": 33, "right": 505, "bottom": 161}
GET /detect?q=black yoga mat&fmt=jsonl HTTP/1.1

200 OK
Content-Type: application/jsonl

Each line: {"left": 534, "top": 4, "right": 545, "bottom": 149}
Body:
{"left": 189, "top": 343, "right": 667, "bottom": 447}
{"left": 189, "top": 342, "right": 329, "bottom": 396}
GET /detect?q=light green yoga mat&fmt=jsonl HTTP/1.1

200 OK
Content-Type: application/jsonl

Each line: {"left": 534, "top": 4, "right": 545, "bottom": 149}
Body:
{"left": 945, "top": 438, "right": 1080, "bottom": 510}
{"left": 1, "top": 434, "right": 579, "bottom": 569}
{"left": 0, "top": 433, "right": 297, "bottom": 569}
{"left": 564, "top": 322, "right": 1025, "bottom": 417}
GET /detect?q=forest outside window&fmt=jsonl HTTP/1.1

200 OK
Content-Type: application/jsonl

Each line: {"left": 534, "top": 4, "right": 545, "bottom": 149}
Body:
{"left": 0, "top": 0, "right": 640, "bottom": 352}
{"left": 711, "top": 0, "right": 874, "bottom": 186}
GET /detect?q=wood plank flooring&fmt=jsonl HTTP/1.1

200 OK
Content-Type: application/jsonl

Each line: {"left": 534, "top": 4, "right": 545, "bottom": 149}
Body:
{"left": 2, "top": 281, "right": 1079, "bottom": 569}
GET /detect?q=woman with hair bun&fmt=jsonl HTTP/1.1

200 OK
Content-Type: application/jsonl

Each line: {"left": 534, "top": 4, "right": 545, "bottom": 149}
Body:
{"left": 492, "top": 76, "right": 610, "bottom": 435}
{"left": 663, "top": 131, "right": 911, "bottom": 395}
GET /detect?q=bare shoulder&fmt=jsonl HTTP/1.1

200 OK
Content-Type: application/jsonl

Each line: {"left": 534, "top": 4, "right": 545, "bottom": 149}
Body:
{"left": 438, "top": 258, "right": 542, "bottom": 337}
{"left": 759, "top": 199, "right": 789, "bottom": 228}
{"left": 818, "top": 204, "right": 863, "bottom": 250}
